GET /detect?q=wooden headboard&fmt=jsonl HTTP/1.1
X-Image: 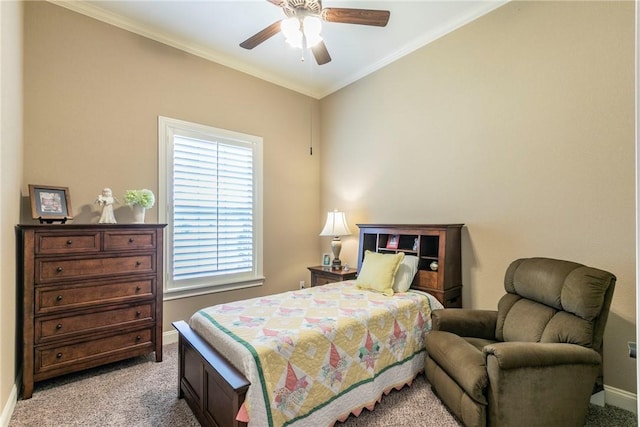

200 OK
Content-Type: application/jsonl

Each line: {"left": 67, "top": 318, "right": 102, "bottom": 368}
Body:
{"left": 356, "top": 224, "right": 463, "bottom": 308}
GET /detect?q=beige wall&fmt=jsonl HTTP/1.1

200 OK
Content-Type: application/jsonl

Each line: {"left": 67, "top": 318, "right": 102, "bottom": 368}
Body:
{"left": 0, "top": 2, "right": 22, "bottom": 425}
{"left": 12, "top": 0, "right": 637, "bottom": 412}
{"left": 320, "top": 1, "right": 636, "bottom": 394}
{"left": 22, "top": 1, "right": 321, "bottom": 330}
{"left": 0, "top": 0, "right": 23, "bottom": 421}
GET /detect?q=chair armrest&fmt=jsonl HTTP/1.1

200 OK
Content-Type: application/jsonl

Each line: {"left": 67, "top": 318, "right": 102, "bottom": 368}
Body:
{"left": 431, "top": 308, "right": 498, "bottom": 340}
{"left": 483, "top": 342, "right": 601, "bottom": 369}
{"left": 483, "top": 342, "right": 601, "bottom": 426}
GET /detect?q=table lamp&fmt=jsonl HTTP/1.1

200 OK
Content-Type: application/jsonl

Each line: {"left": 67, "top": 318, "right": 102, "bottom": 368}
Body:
{"left": 319, "top": 210, "right": 351, "bottom": 268}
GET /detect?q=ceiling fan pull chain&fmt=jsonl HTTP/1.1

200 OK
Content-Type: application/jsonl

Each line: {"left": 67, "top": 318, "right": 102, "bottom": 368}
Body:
{"left": 301, "top": 30, "right": 307, "bottom": 62}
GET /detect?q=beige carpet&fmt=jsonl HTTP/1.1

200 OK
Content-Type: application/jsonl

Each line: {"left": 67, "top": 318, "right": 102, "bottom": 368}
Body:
{"left": 9, "top": 343, "right": 636, "bottom": 427}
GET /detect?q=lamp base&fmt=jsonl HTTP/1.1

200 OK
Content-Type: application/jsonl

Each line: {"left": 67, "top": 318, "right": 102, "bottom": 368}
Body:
{"left": 330, "top": 237, "right": 343, "bottom": 269}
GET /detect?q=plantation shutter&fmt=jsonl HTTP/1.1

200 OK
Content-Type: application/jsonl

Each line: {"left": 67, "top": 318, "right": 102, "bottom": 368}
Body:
{"left": 172, "top": 135, "right": 254, "bottom": 282}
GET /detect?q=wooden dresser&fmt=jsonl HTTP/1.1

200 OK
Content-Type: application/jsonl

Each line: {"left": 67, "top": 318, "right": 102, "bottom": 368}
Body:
{"left": 16, "top": 224, "right": 166, "bottom": 399}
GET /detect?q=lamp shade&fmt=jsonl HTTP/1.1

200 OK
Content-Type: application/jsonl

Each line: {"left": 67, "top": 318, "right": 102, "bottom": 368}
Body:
{"left": 319, "top": 210, "right": 351, "bottom": 237}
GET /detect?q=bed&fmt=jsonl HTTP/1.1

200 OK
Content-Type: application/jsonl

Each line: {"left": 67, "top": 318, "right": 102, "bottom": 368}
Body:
{"left": 172, "top": 226, "right": 453, "bottom": 427}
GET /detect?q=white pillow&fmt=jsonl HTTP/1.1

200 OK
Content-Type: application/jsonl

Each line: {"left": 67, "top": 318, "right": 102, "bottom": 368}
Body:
{"left": 392, "top": 255, "right": 420, "bottom": 292}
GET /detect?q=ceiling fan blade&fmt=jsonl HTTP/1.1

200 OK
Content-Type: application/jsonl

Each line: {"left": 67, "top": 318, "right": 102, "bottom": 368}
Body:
{"left": 267, "top": 0, "right": 285, "bottom": 6}
{"left": 322, "top": 8, "right": 390, "bottom": 27}
{"left": 312, "top": 40, "right": 331, "bottom": 65}
{"left": 240, "top": 21, "right": 282, "bottom": 50}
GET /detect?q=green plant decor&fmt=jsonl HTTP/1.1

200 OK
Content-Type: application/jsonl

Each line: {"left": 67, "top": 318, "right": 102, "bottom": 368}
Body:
{"left": 123, "top": 189, "right": 155, "bottom": 209}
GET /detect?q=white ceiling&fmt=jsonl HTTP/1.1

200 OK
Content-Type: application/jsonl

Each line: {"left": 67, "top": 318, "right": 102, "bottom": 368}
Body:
{"left": 54, "top": 0, "right": 508, "bottom": 99}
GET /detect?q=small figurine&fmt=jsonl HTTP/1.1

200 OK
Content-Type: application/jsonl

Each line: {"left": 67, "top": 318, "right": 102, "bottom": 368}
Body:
{"left": 96, "top": 188, "right": 118, "bottom": 224}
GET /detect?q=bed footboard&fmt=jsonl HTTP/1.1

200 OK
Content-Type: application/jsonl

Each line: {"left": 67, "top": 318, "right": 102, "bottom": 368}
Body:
{"left": 172, "top": 320, "right": 250, "bottom": 427}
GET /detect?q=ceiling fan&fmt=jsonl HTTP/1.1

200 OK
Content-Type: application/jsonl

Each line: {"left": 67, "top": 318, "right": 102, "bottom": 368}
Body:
{"left": 240, "top": 0, "right": 390, "bottom": 65}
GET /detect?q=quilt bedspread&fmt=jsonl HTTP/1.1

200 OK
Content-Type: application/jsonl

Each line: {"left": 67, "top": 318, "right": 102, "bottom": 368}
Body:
{"left": 189, "top": 281, "right": 435, "bottom": 427}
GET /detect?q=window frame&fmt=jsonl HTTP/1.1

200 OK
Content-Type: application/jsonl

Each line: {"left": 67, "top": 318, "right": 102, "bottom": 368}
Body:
{"left": 158, "top": 116, "right": 264, "bottom": 300}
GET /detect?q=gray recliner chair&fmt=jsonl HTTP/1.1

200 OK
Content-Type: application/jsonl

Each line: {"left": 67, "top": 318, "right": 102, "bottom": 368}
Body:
{"left": 424, "top": 257, "right": 616, "bottom": 427}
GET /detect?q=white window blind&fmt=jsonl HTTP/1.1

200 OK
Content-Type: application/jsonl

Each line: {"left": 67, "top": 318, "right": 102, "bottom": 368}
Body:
{"left": 159, "top": 116, "right": 263, "bottom": 298}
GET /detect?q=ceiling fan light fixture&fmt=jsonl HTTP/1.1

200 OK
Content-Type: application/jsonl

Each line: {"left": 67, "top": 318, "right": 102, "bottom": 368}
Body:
{"left": 282, "top": 17, "right": 303, "bottom": 48}
{"left": 281, "top": 17, "right": 300, "bottom": 39}
{"left": 302, "top": 16, "right": 322, "bottom": 47}
{"left": 240, "top": 1, "right": 390, "bottom": 66}
{"left": 281, "top": 15, "right": 323, "bottom": 49}
{"left": 285, "top": 31, "right": 303, "bottom": 48}
{"left": 303, "top": 16, "right": 321, "bottom": 37}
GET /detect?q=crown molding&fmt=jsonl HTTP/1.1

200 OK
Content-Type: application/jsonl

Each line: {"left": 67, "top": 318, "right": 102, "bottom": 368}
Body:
{"left": 48, "top": 0, "right": 320, "bottom": 98}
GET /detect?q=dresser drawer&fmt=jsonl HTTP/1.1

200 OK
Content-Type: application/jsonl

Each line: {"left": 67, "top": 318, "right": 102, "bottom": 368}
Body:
{"left": 314, "top": 276, "right": 335, "bottom": 286}
{"left": 35, "top": 278, "right": 154, "bottom": 314}
{"left": 104, "top": 230, "right": 157, "bottom": 251}
{"left": 36, "top": 303, "right": 154, "bottom": 343}
{"left": 35, "top": 232, "right": 101, "bottom": 255}
{"left": 36, "top": 254, "right": 155, "bottom": 283}
{"left": 35, "top": 328, "right": 153, "bottom": 374}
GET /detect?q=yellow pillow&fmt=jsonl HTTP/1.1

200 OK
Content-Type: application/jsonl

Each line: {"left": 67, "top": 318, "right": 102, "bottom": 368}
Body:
{"left": 356, "top": 250, "right": 405, "bottom": 296}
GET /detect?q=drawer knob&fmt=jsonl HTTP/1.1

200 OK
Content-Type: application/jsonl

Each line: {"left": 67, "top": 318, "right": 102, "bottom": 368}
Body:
{"left": 136, "top": 311, "right": 141, "bottom": 317}
{"left": 129, "top": 238, "right": 134, "bottom": 243}
{"left": 136, "top": 335, "right": 142, "bottom": 341}
{"left": 135, "top": 286, "right": 141, "bottom": 291}
{"left": 135, "top": 261, "right": 141, "bottom": 266}
{"left": 56, "top": 353, "right": 62, "bottom": 359}
{"left": 56, "top": 323, "right": 62, "bottom": 330}
{"left": 66, "top": 240, "right": 72, "bottom": 245}
{"left": 56, "top": 295, "right": 63, "bottom": 301}
{"left": 56, "top": 267, "right": 63, "bottom": 273}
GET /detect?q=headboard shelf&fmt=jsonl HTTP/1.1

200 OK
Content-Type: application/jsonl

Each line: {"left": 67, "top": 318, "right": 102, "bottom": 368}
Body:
{"left": 357, "top": 224, "right": 464, "bottom": 308}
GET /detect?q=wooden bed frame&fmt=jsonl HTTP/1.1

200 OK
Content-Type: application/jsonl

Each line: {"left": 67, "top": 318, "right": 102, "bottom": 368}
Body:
{"left": 172, "top": 320, "right": 249, "bottom": 427}
{"left": 172, "top": 224, "right": 463, "bottom": 427}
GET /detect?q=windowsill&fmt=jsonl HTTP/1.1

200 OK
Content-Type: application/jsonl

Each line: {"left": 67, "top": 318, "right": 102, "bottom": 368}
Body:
{"left": 163, "top": 277, "right": 265, "bottom": 301}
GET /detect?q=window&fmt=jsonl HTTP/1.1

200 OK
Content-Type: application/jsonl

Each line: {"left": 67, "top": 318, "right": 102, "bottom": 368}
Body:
{"left": 159, "top": 116, "right": 263, "bottom": 298}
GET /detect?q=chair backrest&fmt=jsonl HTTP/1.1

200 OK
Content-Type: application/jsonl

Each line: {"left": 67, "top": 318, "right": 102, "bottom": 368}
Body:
{"left": 495, "top": 257, "right": 616, "bottom": 352}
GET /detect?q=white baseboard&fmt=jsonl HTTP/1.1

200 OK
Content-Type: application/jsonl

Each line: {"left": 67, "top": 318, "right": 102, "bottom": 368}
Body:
{"left": 0, "top": 384, "right": 17, "bottom": 427}
{"left": 590, "top": 390, "right": 605, "bottom": 407}
{"left": 604, "top": 384, "right": 637, "bottom": 414}
{"left": 163, "top": 329, "right": 179, "bottom": 345}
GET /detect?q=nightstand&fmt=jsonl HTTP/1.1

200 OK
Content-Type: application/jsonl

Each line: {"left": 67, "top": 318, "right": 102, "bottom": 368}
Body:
{"left": 308, "top": 266, "right": 357, "bottom": 287}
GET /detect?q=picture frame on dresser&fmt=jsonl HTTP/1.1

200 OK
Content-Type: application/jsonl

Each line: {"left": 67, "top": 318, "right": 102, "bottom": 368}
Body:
{"left": 28, "top": 184, "right": 73, "bottom": 223}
